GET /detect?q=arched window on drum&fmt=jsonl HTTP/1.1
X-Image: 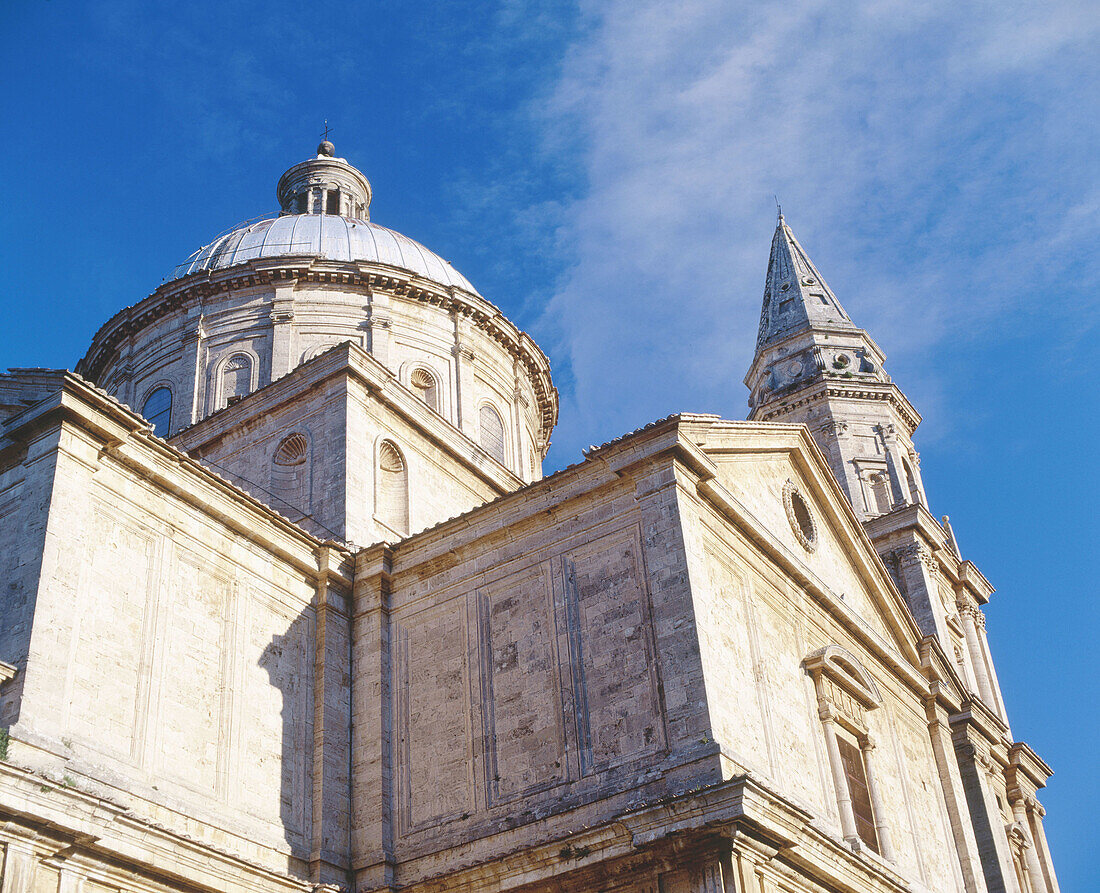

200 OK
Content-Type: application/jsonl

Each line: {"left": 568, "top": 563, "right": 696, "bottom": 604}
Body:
{"left": 377, "top": 440, "right": 409, "bottom": 536}
{"left": 222, "top": 354, "right": 253, "bottom": 407}
{"left": 142, "top": 387, "right": 172, "bottom": 437}
{"left": 479, "top": 403, "right": 506, "bottom": 466}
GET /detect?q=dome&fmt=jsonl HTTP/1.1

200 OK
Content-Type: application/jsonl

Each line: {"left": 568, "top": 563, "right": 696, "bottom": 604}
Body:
{"left": 171, "top": 214, "right": 480, "bottom": 295}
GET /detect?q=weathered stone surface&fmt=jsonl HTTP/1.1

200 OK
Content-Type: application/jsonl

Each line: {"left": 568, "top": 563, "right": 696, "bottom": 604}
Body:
{"left": 0, "top": 153, "right": 1059, "bottom": 893}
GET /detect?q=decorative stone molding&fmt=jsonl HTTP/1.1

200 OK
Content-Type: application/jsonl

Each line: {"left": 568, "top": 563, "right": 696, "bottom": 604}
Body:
{"left": 959, "top": 603, "right": 987, "bottom": 630}
{"left": 804, "top": 645, "right": 882, "bottom": 732}
{"left": 0, "top": 660, "right": 17, "bottom": 685}
{"left": 783, "top": 480, "right": 818, "bottom": 552}
{"left": 956, "top": 740, "right": 993, "bottom": 771}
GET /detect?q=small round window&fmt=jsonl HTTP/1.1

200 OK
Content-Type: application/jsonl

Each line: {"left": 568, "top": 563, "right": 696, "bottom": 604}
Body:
{"left": 784, "top": 481, "right": 817, "bottom": 551}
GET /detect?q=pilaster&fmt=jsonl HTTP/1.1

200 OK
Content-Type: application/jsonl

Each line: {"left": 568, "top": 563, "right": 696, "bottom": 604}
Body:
{"left": 952, "top": 722, "right": 1020, "bottom": 893}
{"left": 310, "top": 545, "right": 352, "bottom": 885}
{"left": 452, "top": 314, "right": 477, "bottom": 439}
{"left": 270, "top": 280, "right": 298, "bottom": 381}
{"left": 182, "top": 309, "right": 206, "bottom": 427}
{"left": 366, "top": 293, "right": 392, "bottom": 370}
{"left": 350, "top": 544, "right": 396, "bottom": 893}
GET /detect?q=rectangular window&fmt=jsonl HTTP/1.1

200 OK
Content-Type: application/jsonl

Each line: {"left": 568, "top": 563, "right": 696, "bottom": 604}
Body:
{"left": 327, "top": 189, "right": 340, "bottom": 215}
{"left": 837, "top": 735, "right": 879, "bottom": 853}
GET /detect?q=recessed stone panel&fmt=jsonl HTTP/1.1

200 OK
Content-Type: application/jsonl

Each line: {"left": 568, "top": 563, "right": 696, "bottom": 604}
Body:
{"left": 395, "top": 604, "right": 472, "bottom": 831}
{"left": 563, "top": 525, "right": 664, "bottom": 773}
{"left": 476, "top": 562, "right": 566, "bottom": 806}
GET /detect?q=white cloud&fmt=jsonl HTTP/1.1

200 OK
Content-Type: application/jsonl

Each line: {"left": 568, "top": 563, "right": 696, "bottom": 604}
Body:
{"left": 532, "top": 0, "right": 1100, "bottom": 461}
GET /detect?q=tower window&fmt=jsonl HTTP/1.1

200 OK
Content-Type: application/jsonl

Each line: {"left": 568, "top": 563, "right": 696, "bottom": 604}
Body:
{"left": 296, "top": 193, "right": 307, "bottom": 214}
{"left": 868, "top": 474, "right": 890, "bottom": 515}
{"left": 902, "top": 458, "right": 923, "bottom": 507}
{"left": 327, "top": 189, "right": 340, "bottom": 215}
{"left": 141, "top": 386, "right": 172, "bottom": 437}
{"left": 479, "top": 403, "right": 506, "bottom": 465}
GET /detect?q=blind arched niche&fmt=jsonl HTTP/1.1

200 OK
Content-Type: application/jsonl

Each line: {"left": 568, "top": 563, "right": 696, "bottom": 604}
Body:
{"left": 377, "top": 440, "right": 409, "bottom": 536}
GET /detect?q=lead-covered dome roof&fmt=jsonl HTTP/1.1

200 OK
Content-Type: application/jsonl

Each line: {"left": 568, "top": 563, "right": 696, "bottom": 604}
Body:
{"left": 172, "top": 214, "right": 479, "bottom": 295}
{"left": 169, "top": 140, "right": 479, "bottom": 295}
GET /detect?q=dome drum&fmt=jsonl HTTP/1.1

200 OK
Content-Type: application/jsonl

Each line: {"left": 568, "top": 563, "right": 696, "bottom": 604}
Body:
{"left": 78, "top": 257, "right": 556, "bottom": 478}
{"left": 77, "top": 144, "right": 558, "bottom": 482}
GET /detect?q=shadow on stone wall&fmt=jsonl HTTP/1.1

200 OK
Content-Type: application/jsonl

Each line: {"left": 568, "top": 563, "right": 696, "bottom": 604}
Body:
{"left": 260, "top": 601, "right": 350, "bottom": 885}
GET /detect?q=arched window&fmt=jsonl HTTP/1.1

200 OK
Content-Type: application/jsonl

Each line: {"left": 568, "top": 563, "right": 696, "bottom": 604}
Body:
{"left": 868, "top": 474, "right": 891, "bottom": 516}
{"left": 142, "top": 387, "right": 172, "bottom": 437}
{"left": 479, "top": 403, "right": 506, "bottom": 465}
{"left": 410, "top": 368, "right": 439, "bottom": 413}
{"left": 377, "top": 440, "right": 409, "bottom": 536}
{"left": 222, "top": 354, "right": 253, "bottom": 407}
{"left": 270, "top": 433, "right": 310, "bottom": 517}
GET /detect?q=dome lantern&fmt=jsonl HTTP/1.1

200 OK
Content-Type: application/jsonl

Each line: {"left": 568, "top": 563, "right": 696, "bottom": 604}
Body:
{"left": 276, "top": 141, "right": 372, "bottom": 219}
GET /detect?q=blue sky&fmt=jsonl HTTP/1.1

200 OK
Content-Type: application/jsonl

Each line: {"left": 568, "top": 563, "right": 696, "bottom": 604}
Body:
{"left": 1, "top": 0, "right": 1097, "bottom": 884}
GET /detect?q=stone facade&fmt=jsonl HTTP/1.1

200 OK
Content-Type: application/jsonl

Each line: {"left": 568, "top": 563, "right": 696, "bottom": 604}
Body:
{"left": 0, "top": 148, "right": 1059, "bottom": 893}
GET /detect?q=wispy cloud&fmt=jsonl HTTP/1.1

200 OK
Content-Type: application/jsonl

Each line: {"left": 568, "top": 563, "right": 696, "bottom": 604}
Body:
{"left": 532, "top": 0, "right": 1100, "bottom": 460}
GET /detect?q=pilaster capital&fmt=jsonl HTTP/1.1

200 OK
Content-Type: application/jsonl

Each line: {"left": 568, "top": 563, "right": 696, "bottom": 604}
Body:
{"left": 956, "top": 739, "right": 992, "bottom": 770}
{"left": 815, "top": 419, "right": 848, "bottom": 439}
{"left": 959, "top": 603, "right": 987, "bottom": 629}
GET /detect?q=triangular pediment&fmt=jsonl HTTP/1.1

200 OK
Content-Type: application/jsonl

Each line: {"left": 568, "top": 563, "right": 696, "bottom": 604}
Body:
{"left": 677, "top": 418, "right": 923, "bottom": 667}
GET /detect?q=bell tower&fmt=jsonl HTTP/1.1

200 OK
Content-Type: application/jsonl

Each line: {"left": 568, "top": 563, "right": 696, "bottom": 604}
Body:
{"left": 744, "top": 214, "right": 963, "bottom": 647}
{"left": 744, "top": 213, "right": 929, "bottom": 523}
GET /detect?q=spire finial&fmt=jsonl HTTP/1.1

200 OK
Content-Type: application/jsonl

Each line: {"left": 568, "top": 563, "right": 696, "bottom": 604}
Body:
{"left": 317, "top": 121, "right": 335, "bottom": 157}
{"left": 775, "top": 195, "right": 784, "bottom": 224}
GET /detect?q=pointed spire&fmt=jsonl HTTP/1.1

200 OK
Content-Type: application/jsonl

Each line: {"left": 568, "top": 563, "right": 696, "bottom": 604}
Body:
{"left": 756, "top": 217, "right": 857, "bottom": 351}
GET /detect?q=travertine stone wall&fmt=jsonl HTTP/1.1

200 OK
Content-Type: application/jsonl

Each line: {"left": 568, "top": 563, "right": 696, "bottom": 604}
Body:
{"left": 0, "top": 381, "right": 354, "bottom": 880}
{"left": 351, "top": 443, "right": 719, "bottom": 888}
{"left": 355, "top": 417, "right": 973, "bottom": 891}
{"left": 0, "top": 417, "right": 62, "bottom": 731}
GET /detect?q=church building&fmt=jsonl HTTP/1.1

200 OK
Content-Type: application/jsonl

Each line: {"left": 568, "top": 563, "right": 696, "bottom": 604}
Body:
{"left": 0, "top": 142, "right": 1060, "bottom": 893}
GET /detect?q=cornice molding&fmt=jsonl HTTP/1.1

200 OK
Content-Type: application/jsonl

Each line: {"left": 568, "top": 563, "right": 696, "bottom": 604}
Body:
{"left": 0, "top": 762, "right": 312, "bottom": 893}
{"left": 753, "top": 381, "right": 921, "bottom": 433}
